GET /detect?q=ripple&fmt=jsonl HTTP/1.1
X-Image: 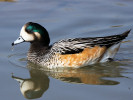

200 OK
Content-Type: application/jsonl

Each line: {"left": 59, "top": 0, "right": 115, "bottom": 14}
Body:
{"left": 8, "top": 52, "right": 27, "bottom": 68}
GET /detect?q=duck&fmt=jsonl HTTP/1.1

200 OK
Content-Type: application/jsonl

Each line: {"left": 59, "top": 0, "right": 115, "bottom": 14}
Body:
{"left": 12, "top": 22, "right": 131, "bottom": 69}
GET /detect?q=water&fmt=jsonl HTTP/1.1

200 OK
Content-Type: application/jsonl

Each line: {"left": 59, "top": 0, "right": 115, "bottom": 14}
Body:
{"left": 0, "top": 0, "right": 133, "bottom": 100}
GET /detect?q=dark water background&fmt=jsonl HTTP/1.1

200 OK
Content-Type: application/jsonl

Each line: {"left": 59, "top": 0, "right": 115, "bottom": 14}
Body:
{"left": 0, "top": 0, "right": 133, "bottom": 100}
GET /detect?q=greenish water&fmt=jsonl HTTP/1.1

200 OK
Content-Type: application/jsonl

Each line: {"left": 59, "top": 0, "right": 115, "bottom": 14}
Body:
{"left": 0, "top": 0, "right": 133, "bottom": 100}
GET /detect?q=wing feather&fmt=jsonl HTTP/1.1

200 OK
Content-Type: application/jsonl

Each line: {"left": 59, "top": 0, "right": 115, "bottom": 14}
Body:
{"left": 51, "top": 30, "right": 130, "bottom": 54}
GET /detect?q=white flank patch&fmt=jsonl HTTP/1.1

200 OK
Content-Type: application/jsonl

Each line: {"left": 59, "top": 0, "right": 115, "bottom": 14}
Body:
{"left": 100, "top": 43, "right": 121, "bottom": 62}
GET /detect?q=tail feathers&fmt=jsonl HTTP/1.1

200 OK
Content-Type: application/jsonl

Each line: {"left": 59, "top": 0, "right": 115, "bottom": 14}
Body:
{"left": 100, "top": 29, "right": 131, "bottom": 62}
{"left": 120, "top": 29, "right": 131, "bottom": 39}
{"left": 98, "top": 29, "right": 131, "bottom": 48}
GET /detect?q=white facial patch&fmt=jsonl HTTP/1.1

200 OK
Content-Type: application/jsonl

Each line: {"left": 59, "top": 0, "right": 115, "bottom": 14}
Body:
{"left": 20, "top": 26, "right": 34, "bottom": 42}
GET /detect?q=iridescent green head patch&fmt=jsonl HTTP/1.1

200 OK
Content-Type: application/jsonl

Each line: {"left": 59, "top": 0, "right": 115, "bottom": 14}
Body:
{"left": 25, "top": 22, "right": 46, "bottom": 38}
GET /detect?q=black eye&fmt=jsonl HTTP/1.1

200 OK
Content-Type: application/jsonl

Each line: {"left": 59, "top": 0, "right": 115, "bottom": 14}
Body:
{"left": 18, "top": 37, "right": 21, "bottom": 40}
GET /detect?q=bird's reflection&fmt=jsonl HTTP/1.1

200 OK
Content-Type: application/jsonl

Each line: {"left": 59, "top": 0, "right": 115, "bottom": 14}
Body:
{"left": 43, "top": 62, "right": 123, "bottom": 85}
{"left": 12, "top": 66, "right": 49, "bottom": 99}
{"left": 12, "top": 61, "right": 125, "bottom": 99}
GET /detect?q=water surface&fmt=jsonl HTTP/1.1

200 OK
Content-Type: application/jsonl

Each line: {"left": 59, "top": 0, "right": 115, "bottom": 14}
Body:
{"left": 0, "top": 0, "right": 133, "bottom": 100}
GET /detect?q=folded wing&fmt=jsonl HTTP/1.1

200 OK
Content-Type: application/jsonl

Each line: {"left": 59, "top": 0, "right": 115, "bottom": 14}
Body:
{"left": 51, "top": 30, "right": 131, "bottom": 55}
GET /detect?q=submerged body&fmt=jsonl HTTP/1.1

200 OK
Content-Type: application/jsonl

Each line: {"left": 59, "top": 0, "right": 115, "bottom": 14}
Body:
{"left": 12, "top": 22, "right": 131, "bottom": 68}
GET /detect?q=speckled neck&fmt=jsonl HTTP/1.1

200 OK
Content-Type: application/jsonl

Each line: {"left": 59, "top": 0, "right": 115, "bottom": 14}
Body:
{"left": 27, "top": 42, "right": 49, "bottom": 63}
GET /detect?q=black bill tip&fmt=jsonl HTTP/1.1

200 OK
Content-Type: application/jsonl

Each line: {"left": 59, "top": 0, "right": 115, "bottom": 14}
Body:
{"left": 12, "top": 42, "right": 14, "bottom": 46}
